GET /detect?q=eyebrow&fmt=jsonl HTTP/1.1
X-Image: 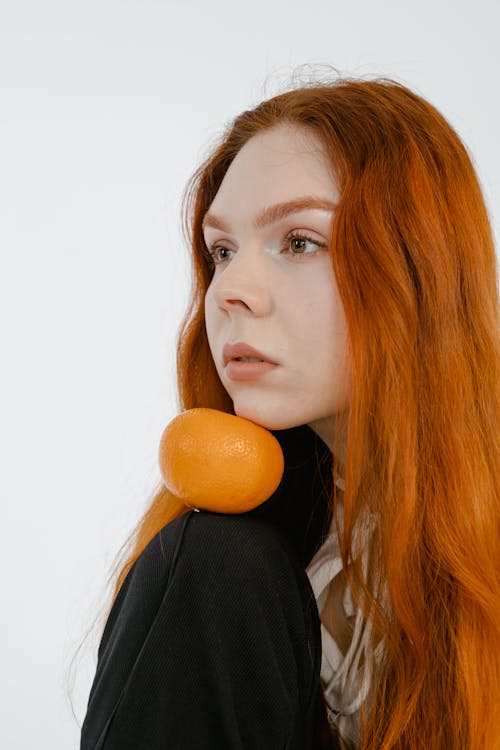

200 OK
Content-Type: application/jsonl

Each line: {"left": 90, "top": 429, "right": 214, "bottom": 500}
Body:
{"left": 201, "top": 196, "right": 337, "bottom": 233}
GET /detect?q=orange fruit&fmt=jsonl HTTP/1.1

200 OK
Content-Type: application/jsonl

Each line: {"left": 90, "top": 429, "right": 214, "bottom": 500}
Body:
{"left": 158, "top": 408, "right": 285, "bottom": 513}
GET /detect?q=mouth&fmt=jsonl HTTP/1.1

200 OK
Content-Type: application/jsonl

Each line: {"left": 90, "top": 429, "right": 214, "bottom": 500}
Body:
{"left": 222, "top": 341, "right": 278, "bottom": 367}
{"left": 224, "top": 359, "right": 279, "bottom": 382}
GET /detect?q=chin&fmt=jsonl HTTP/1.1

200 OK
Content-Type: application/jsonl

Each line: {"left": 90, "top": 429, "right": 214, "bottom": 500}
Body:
{"left": 232, "top": 402, "right": 307, "bottom": 432}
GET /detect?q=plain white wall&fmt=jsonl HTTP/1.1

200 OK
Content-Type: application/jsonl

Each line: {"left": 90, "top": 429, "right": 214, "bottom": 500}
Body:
{"left": 1, "top": 0, "right": 498, "bottom": 747}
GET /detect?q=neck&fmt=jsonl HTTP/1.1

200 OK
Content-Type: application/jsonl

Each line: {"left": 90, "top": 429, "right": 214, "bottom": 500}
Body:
{"left": 307, "top": 417, "right": 346, "bottom": 492}
{"left": 307, "top": 416, "right": 334, "bottom": 452}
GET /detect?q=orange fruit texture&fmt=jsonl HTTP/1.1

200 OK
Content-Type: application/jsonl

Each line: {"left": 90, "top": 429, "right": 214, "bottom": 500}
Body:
{"left": 158, "top": 408, "right": 285, "bottom": 514}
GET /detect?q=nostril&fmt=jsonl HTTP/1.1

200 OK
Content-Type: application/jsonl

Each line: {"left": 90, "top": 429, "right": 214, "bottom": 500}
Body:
{"left": 227, "top": 299, "right": 252, "bottom": 310}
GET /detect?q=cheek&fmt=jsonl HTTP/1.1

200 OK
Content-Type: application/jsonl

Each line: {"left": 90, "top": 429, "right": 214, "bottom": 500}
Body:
{"left": 305, "top": 284, "right": 349, "bottom": 368}
{"left": 204, "top": 292, "right": 217, "bottom": 339}
{"left": 293, "top": 282, "right": 338, "bottom": 343}
{"left": 204, "top": 292, "right": 225, "bottom": 371}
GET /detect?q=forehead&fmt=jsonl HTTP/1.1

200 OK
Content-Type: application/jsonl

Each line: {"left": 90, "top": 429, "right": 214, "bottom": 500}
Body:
{"left": 206, "top": 123, "right": 338, "bottom": 220}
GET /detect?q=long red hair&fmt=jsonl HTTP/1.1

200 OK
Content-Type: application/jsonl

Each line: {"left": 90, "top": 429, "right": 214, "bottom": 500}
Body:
{"left": 86, "top": 76, "right": 500, "bottom": 748}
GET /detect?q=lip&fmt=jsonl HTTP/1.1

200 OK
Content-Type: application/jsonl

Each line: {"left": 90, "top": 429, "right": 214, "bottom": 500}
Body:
{"left": 225, "top": 360, "right": 278, "bottom": 382}
{"left": 222, "top": 341, "right": 278, "bottom": 367}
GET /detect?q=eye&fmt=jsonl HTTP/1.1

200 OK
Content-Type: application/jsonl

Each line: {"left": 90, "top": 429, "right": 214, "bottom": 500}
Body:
{"left": 286, "top": 232, "right": 327, "bottom": 257}
{"left": 203, "top": 230, "right": 328, "bottom": 267}
{"left": 204, "top": 245, "right": 234, "bottom": 266}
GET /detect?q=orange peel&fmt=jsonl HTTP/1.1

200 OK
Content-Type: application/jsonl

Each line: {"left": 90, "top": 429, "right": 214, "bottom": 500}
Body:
{"left": 158, "top": 408, "right": 285, "bottom": 513}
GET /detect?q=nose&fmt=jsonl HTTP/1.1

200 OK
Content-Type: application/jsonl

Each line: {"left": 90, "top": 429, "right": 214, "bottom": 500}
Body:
{"left": 209, "top": 254, "right": 273, "bottom": 316}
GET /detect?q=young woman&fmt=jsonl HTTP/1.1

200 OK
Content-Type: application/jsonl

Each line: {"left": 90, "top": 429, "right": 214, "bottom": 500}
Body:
{"left": 79, "top": 76, "right": 500, "bottom": 749}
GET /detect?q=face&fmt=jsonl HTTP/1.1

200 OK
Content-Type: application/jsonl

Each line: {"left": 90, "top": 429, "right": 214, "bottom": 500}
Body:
{"left": 203, "top": 123, "right": 351, "bottom": 452}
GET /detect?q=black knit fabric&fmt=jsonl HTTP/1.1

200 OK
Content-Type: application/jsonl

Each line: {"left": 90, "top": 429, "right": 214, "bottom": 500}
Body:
{"left": 80, "top": 424, "right": 340, "bottom": 749}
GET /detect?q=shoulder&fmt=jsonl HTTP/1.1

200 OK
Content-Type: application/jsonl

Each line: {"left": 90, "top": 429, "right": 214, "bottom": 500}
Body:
{"left": 129, "top": 509, "right": 316, "bottom": 622}
{"left": 138, "top": 509, "right": 303, "bottom": 584}
{"left": 98, "top": 509, "right": 320, "bottom": 673}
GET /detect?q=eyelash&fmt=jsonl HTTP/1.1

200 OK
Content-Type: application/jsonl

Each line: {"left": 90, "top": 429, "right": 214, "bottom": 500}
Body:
{"left": 204, "top": 231, "right": 328, "bottom": 267}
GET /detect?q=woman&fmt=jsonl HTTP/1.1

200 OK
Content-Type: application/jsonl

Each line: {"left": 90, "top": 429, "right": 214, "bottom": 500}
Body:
{"left": 79, "top": 75, "right": 500, "bottom": 749}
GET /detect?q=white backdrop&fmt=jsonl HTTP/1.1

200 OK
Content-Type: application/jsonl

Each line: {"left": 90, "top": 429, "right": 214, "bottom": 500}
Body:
{"left": 1, "top": 1, "right": 498, "bottom": 747}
